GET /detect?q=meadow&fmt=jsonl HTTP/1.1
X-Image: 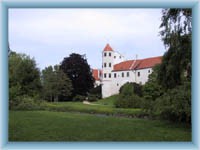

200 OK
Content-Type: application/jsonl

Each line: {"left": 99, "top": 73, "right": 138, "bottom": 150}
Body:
{"left": 9, "top": 96, "right": 191, "bottom": 141}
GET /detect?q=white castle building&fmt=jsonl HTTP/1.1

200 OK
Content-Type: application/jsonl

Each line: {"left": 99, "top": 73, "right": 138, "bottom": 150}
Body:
{"left": 92, "top": 44, "right": 162, "bottom": 98}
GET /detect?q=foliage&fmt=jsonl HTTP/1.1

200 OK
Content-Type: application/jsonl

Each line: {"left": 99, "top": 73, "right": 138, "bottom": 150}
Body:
{"left": 41, "top": 65, "right": 73, "bottom": 102}
{"left": 115, "top": 94, "right": 142, "bottom": 108}
{"left": 158, "top": 9, "right": 192, "bottom": 89}
{"left": 87, "top": 94, "right": 99, "bottom": 102}
{"left": 9, "top": 52, "right": 42, "bottom": 105}
{"left": 10, "top": 95, "right": 46, "bottom": 111}
{"left": 72, "top": 95, "right": 86, "bottom": 102}
{"left": 115, "top": 83, "right": 143, "bottom": 108}
{"left": 60, "top": 53, "right": 94, "bottom": 98}
{"left": 153, "top": 81, "right": 191, "bottom": 123}
{"left": 119, "top": 82, "right": 143, "bottom": 97}
{"left": 142, "top": 65, "right": 164, "bottom": 113}
{"left": 89, "top": 85, "right": 102, "bottom": 99}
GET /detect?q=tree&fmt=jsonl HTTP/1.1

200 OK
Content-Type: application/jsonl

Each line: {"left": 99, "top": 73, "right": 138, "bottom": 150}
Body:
{"left": 158, "top": 9, "right": 192, "bottom": 88}
{"left": 41, "top": 65, "right": 72, "bottom": 102}
{"left": 9, "top": 51, "right": 42, "bottom": 103}
{"left": 142, "top": 65, "right": 164, "bottom": 113}
{"left": 60, "top": 53, "right": 94, "bottom": 98}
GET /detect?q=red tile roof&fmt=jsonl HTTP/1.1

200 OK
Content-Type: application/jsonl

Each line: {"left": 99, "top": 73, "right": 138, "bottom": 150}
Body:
{"left": 113, "top": 56, "right": 162, "bottom": 71}
{"left": 103, "top": 43, "right": 113, "bottom": 51}
{"left": 92, "top": 69, "right": 101, "bottom": 81}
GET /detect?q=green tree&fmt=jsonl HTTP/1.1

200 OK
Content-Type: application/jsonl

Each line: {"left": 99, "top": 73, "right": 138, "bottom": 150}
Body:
{"left": 60, "top": 53, "right": 94, "bottom": 98}
{"left": 9, "top": 51, "right": 41, "bottom": 106}
{"left": 41, "top": 65, "right": 72, "bottom": 102}
{"left": 142, "top": 65, "right": 164, "bottom": 113}
{"left": 153, "top": 81, "right": 191, "bottom": 123}
{"left": 115, "top": 83, "right": 142, "bottom": 108}
{"left": 158, "top": 9, "right": 192, "bottom": 88}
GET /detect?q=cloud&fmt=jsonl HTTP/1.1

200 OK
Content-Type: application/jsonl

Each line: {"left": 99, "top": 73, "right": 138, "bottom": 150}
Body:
{"left": 9, "top": 8, "right": 165, "bottom": 70}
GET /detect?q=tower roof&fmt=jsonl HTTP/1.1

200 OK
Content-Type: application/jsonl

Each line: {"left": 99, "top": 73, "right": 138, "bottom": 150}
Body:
{"left": 103, "top": 43, "right": 113, "bottom": 51}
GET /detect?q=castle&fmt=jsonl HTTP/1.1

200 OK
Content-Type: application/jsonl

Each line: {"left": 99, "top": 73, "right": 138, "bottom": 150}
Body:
{"left": 92, "top": 44, "right": 162, "bottom": 98}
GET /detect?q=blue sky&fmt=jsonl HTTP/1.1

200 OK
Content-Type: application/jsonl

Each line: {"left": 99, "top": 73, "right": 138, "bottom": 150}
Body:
{"left": 9, "top": 8, "right": 166, "bottom": 70}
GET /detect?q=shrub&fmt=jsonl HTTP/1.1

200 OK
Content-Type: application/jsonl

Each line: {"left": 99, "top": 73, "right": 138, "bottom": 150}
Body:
{"left": 153, "top": 81, "right": 191, "bottom": 123}
{"left": 87, "top": 94, "right": 99, "bottom": 102}
{"left": 13, "top": 96, "right": 39, "bottom": 110}
{"left": 72, "top": 95, "right": 86, "bottom": 102}
{"left": 89, "top": 85, "right": 102, "bottom": 99}
{"left": 115, "top": 83, "right": 143, "bottom": 108}
{"left": 115, "top": 94, "right": 142, "bottom": 108}
{"left": 119, "top": 82, "right": 143, "bottom": 97}
{"left": 10, "top": 95, "right": 46, "bottom": 110}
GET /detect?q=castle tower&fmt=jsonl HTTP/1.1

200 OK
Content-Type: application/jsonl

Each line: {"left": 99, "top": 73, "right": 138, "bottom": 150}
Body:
{"left": 102, "top": 43, "right": 114, "bottom": 80}
{"left": 101, "top": 43, "right": 115, "bottom": 98}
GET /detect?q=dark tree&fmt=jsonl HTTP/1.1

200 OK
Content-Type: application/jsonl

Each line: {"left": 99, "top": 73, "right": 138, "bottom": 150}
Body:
{"left": 158, "top": 9, "right": 192, "bottom": 89}
{"left": 60, "top": 53, "right": 94, "bottom": 98}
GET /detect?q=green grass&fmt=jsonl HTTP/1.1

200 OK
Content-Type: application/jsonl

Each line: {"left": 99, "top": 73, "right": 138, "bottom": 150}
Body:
{"left": 44, "top": 101, "right": 143, "bottom": 117}
{"left": 93, "top": 95, "right": 119, "bottom": 107}
{"left": 9, "top": 110, "right": 191, "bottom": 141}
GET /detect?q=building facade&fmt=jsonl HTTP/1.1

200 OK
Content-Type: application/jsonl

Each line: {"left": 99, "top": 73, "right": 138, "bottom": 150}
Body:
{"left": 92, "top": 44, "right": 162, "bottom": 98}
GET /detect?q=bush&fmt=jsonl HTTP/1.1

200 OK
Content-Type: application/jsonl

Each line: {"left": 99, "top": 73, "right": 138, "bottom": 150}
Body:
{"left": 87, "top": 94, "right": 99, "bottom": 102}
{"left": 72, "top": 95, "right": 86, "bottom": 101}
{"left": 115, "top": 94, "right": 142, "bottom": 108}
{"left": 10, "top": 95, "right": 46, "bottom": 110}
{"left": 120, "top": 82, "right": 143, "bottom": 97}
{"left": 89, "top": 85, "right": 102, "bottom": 99}
{"left": 115, "top": 83, "right": 143, "bottom": 108}
{"left": 153, "top": 81, "right": 191, "bottom": 123}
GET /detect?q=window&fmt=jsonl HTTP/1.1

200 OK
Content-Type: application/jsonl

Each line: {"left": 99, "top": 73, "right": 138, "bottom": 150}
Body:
{"left": 104, "top": 63, "right": 106, "bottom": 68}
{"left": 109, "top": 63, "right": 111, "bottom": 67}
{"left": 114, "top": 73, "right": 117, "bottom": 78}
{"left": 119, "top": 56, "right": 121, "bottom": 59}
{"left": 117, "top": 83, "right": 119, "bottom": 86}
{"left": 104, "top": 52, "right": 107, "bottom": 57}
{"left": 148, "top": 70, "right": 151, "bottom": 73}
{"left": 104, "top": 73, "right": 106, "bottom": 78}
{"left": 127, "top": 72, "right": 129, "bottom": 77}
{"left": 109, "top": 73, "right": 111, "bottom": 78}
{"left": 122, "top": 72, "right": 124, "bottom": 77}
{"left": 138, "top": 72, "right": 140, "bottom": 77}
{"left": 109, "top": 53, "right": 111, "bottom": 56}
{"left": 114, "top": 56, "right": 116, "bottom": 59}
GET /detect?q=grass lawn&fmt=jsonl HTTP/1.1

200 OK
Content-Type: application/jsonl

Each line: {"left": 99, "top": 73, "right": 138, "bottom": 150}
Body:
{"left": 44, "top": 101, "right": 142, "bottom": 117}
{"left": 9, "top": 110, "right": 191, "bottom": 141}
{"left": 43, "top": 95, "right": 143, "bottom": 117}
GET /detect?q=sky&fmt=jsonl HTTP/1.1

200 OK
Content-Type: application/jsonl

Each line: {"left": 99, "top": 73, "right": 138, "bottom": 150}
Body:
{"left": 9, "top": 8, "right": 166, "bottom": 70}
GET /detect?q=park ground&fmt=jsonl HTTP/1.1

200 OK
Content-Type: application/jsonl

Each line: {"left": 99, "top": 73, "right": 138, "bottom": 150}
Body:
{"left": 9, "top": 96, "right": 191, "bottom": 141}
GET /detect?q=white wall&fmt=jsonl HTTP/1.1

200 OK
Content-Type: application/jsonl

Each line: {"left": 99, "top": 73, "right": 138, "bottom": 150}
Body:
{"left": 135, "top": 68, "right": 152, "bottom": 84}
{"left": 102, "top": 68, "right": 153, "bottom": 98}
